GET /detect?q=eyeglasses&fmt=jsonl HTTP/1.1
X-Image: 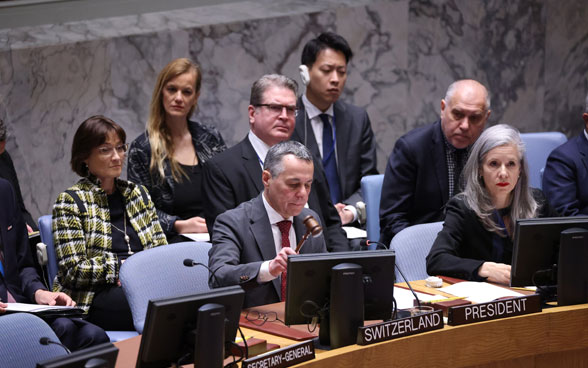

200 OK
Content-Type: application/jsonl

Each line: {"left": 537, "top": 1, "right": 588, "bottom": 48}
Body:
{"left": 244, "top": 310, "right": 284, "bottom": 326}
{"left": 255, "top": 104, "right": 298, "bottom": 117}
{"left": 96, "top": 143, "right": 129, "bottom": 157}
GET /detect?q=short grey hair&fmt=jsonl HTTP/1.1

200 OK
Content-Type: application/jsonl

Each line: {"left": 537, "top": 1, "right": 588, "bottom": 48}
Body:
{"left": 250, "top": 74, "right": 298, "bottom": 106}
{"left": 460, "top": 124, "right": 537, "bottom": 236}
{"left": 445, "top": 79, "right": 491, "bottom": 111}
{"left": 264, "top": 141, "right": 313, "bottom": 177}
{"left": 0, "top": 118, "right": 6, "bottom": 142}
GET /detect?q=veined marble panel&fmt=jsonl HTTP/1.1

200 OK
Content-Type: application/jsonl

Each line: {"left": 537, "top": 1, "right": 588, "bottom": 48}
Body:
{"left": 1, "top": 0, "right": 588, "bottom": 221}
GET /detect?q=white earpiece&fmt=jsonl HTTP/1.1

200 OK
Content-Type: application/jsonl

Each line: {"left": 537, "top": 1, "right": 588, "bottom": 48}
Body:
{"left": 299, "top": 65, "right": 310, "bottom": 86}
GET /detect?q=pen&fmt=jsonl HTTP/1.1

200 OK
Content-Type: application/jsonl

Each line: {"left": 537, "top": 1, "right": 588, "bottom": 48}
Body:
{"left": 426, "top": 296, "right": 467, "bottom": 303}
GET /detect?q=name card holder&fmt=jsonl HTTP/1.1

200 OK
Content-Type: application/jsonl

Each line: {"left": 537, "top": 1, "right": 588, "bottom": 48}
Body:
{"left": 242, "top": 340, "right": 315, "bottom": 368}
{"left": 447, "top": 294, "right": 542, "bottom": 326}
{"left": 357, "top": 310, "right": 444, "bottom": 345}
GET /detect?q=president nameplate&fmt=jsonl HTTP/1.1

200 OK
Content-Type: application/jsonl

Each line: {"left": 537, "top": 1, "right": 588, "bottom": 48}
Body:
{"left": 242, "top": 340, "right": 315, "bottom": 368}
{"left": 447, "top": 294, "right": 541, "bottom": 326}
{"left": 357, "top": 310, "right": 444, "bottom": 345}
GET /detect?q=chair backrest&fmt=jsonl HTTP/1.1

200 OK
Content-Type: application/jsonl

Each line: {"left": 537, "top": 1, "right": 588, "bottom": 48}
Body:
{"left": 38, "top": 215, "right": 58, "bottom": 289}
{"left": 390, "top": 221, "right": 443, "bottom": 282}
{"left": 0, "top": 313, "right": 65, "bottom": 367}
{"left": 360, "top": 174, "right": 384, "bottom": 245}
{"left": 520, "top": 132, "right": 567, "bottom": 189}
{"left": 119, "top": 241, "right": 212, "bottom": 333}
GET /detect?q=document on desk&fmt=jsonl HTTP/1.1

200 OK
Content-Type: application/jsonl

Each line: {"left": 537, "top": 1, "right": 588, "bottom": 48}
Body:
{"left": 5, "top": 302, "right": 84, "bottom": 316}
{"left": 181, "top": 233, "right": 210, "bottom": 242}
{"left": 439, "top": 282, "right": 524, "bottom": 304}
{"left": 393, "top": 287, "right": 446, "bottom": 309}
{"left": 342, "top": 226, "right": 367, "bottom": 239}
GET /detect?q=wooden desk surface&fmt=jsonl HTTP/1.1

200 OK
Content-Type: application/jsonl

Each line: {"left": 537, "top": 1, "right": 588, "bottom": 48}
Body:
{"left": 116, "top": 303, "right": 588, "bottom": 368}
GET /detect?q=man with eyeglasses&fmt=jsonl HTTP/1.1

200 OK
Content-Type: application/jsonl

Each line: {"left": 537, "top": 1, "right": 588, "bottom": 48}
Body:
{"left": 202, "top": 74, "right": 350, "bottom": 252}
{"left": 379, "top": 79, "right": 491, "bottom": 246}
{"left": 292, "top": 32, "right": 378, "bottom": 226}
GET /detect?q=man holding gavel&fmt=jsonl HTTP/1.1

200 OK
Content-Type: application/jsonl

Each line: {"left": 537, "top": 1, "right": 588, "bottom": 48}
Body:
{"left": 208, "top": 141, "right": 327, "bottom": 308}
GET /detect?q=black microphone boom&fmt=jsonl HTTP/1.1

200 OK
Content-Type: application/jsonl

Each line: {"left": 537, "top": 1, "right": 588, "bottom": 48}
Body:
{"left": 183, "top": 258, "right": 220, "bottom": 286}
{"left": 40, "top": 336, "right": 71, "bottom": 354}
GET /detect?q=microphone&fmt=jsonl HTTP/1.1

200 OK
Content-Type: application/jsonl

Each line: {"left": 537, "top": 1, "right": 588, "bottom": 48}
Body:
{"left": 183, "top": 258, "right": 220, "bottom": 285}
{"left": 294, "top": 215, "right": 323, "bottom": 253}
{"left": 40, "top": 337, "right": 71, "bottom": 354}
{"left": 360, "top": 240, "right": 423, "bottom": 309}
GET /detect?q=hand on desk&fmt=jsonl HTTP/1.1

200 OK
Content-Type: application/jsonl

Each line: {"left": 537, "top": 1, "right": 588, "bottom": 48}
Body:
{"left": 478, "top": 262, "right": 511, "bottom": 285}
{"left": 269, "top": 247, "right": 297, "bottom": 277}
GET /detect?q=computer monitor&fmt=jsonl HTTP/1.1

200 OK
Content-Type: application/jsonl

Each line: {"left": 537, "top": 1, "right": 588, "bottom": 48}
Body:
{"left": 136, "top": 285, "right": 245, "bottom": 368}
{"left": 285, "top": 250, "right": 395, "bottom": 347}
{"left": 510, "top": 216, "right": 588, "bottom": 287}
{"left": 36, "top": 342, "right": 118, "bottom": 368}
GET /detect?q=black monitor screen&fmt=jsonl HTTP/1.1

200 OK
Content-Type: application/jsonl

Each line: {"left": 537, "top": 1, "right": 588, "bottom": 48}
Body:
{"left": 285, "top": 250, "right": 395, "bottom": 326}
{"left": 511, "top": 216, "right": 588, "bottom": 287}
{"left": 136, "top": 285, "right": 245, "bottom": 368}
{"left": 36, "top": 342, "right": 118, "bottom": 368}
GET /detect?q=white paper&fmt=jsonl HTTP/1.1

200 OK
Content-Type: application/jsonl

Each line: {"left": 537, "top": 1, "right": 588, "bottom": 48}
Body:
{"left": 393, "top": 286, "right": 446, "bottom": 309}
{"left": 439, "top": 282, "right": 524, "bottom": 304}
{"left": 342, "top": 226, "right": 367, "bottom": 239}
{"left": 181, "top": 233, "right": 211, "bottom": 242}
{"left": 5, "top": 302, "right": 81, "bottom": 313}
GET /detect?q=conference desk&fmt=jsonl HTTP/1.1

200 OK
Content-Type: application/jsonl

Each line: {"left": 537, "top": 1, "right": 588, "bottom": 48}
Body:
{"left": 115, "top": 290, "right": 588, "bottom": 367}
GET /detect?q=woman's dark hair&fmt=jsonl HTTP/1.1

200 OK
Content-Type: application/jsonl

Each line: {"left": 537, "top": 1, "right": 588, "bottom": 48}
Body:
{"left": 70, "top": 115, "right": 126, "bottom": 177}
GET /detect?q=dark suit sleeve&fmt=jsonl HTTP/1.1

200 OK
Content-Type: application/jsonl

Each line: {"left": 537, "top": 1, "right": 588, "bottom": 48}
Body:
{"left": 343, "top": 109, "right": 378, "bottom": 206}
{"left": 127, "top": 139, "right": 179, "bottom": 234}
{"left": 426, "top": 197, "right": 485, "bottom": 281}
{"left": 310, "top": 163, "right": 351, "bottom": 252}
{"left": 542, "top": 145, "right": 583, "bottom": 216}
{"left": 202, "top": 157, "right": 239, "bottom": 234}
{"left": 379, "top": 136, "right": 417, "bottom": 245}
{"left": 208, "top": 211, "right": 262, "bottom": 289}
{"left": 3, "top": 181, "right": 47, "bottom": 301}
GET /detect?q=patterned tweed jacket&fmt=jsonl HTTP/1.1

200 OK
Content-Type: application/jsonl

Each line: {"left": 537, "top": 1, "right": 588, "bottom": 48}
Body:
{"left": 127, "top": 120, "right": 226, "bottom": 235}
{"left": 52, "top": 177, "right": 167, "bottom": 312}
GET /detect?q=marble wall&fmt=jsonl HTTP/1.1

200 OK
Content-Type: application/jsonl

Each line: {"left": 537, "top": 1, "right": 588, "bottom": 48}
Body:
{"left": 0, "top": 0, "right": 587, "bottom": 220}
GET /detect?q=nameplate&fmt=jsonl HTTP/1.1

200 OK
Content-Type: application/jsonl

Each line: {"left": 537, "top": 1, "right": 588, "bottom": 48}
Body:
{"left": 242, "top": 340, "right": 315, "bottom": 368}
{"left": 357, "top": 310, "right": 444, "bottom": 345}
{"left": 447, "top": 294, "right": 542, "bottom": 326}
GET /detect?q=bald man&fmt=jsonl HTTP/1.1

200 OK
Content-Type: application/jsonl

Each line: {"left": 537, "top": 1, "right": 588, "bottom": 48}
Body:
{"left": 380, "top": 79, "right": 491, "bottom": 245}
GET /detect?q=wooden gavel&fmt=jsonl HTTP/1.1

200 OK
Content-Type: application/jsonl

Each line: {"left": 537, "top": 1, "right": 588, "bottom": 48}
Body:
{"left": 295, "top": 215, "right": 323, "bottom": 253}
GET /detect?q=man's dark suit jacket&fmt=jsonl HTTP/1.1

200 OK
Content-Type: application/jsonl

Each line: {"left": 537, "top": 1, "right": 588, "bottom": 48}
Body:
{"left": 0, "top": 151, "right": 37, "bottom": 231}
{"left": 379, "top": 120, "right": 448, "bottom": 246}
{"left": 208, "top": 194, "right": 327, "bottom": 308}
{"left": 292, "top": 98, "right": 378, "bottom": 206}
{"left": 542, "top": 133, "right": 588, "bottom": 216}
{"left": 426, "top": 190, "right": 557, "bottom": 281}
{"left": 0, "top": 178, "right": 45, "bottom": 303}
{"left": 202, "top": 136, "right": 349, "bottom": 252}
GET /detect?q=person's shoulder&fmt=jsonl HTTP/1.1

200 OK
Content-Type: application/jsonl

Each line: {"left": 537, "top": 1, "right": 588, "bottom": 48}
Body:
{"left": 550, "top": 134, "right": 583, "bottom": 157}
{"left": 206, "top": 137, "right": 245, "bottom": 165}
{"left": 130, "top": 131, "right": 149, "bottom": 147}
{"left": 188, "top": 120, "right": 223, "bottom": 139}
{"left": 335, "top": 100, "right": 366, "bottom": 115}
{"left": 401, "top": 120, "right": 438, "bottom": 142}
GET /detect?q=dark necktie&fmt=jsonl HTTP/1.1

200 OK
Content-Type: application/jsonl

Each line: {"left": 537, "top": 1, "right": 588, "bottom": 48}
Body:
{"left": 320, "top": 114, "right": 342, "bottom": 204}
{"left": 276, "top": 220, "right": 291, "bottom": 301}
{"left": 454, "top": 149, "right": 466, "bottom": 196}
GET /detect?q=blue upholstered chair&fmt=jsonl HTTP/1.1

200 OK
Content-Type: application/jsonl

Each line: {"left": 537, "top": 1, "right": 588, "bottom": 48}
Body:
{"left": 0, "top": 313, "right": 66, "bottom": 367}
{"left": 360, "top": 174, "right": 385, "bottom": 247}
{"left": 390, "top": 221, "right": 443, "bottom": 282}
{"left": 119, "top": 241, "right": 212, "bottom": 333}
{"left": 520, "top": 132, "right": 567, "bottom": 189}
{"left": 38, "top": 215, "right": 138, "bottom": 342}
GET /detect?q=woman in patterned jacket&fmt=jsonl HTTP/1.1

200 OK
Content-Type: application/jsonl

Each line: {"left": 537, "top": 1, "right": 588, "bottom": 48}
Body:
{"left": 52, "top": 115, "right": 167, "bottom": 331}
{"left": 128, "top": 58, "right": 226, "bottom": 242}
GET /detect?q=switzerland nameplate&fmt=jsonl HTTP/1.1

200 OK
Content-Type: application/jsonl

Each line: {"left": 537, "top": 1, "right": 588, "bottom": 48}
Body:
{"left": 447, "top": 294, "right": 542, "bottom": 326}
{"left": 242, "top": 340, "right": 315, "bottom": 368}
{"left": 357, "top": 310, "right": 444, "bottom": 345}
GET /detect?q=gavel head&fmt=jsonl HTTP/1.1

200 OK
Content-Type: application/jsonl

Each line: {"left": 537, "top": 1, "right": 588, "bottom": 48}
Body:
{"left": 303, "top": 215, "right": 322, "bottom": 237}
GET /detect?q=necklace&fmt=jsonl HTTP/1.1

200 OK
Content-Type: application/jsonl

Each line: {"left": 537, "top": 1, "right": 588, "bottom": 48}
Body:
{"left": 111, "top": 210, "right": 133, "bottom": 255}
